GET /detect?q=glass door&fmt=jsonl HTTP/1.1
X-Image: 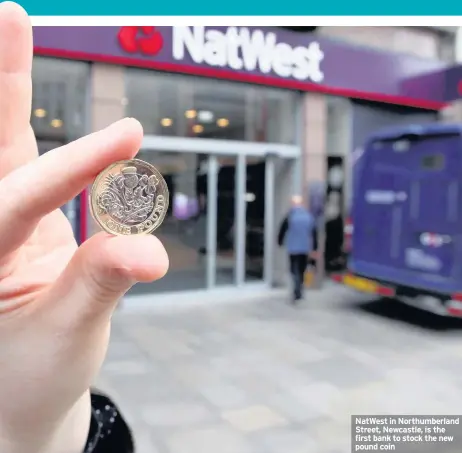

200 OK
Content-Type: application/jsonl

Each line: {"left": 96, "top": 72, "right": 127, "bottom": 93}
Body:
{"left": 217, "top": 153, "right": 276, "bottom": 287}
{"left": 244, "top": 156, "right": 266, "bottom": 283}
{"left": 213, "top": 154, "right": 269, "bottom": 287}
{"left": 129, "top": 149, "right": 209, "bottom": 295}
{"left": 123, "top": 136, "right": 300, "bottom": 298}
{"left": 214, "top": 156, "right": 238, "bottom": 286}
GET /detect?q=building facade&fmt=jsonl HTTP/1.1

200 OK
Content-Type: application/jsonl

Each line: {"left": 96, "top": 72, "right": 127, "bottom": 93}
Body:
{"left": 30, "top": 26, "right": 459, "bottom": 303}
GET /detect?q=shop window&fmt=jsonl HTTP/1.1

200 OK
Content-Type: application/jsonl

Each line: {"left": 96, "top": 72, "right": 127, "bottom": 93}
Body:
{"left": 124, "top": 68, "right": 298, "bottom": 144}
{"left": 31, "top": 57, "right": 90, "bottom": 242}
{"left": 31, "top": 57, "right": 89, "bottom": 144}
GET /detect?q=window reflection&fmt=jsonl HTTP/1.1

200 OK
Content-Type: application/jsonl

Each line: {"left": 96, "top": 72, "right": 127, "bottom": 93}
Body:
{"left": 245, "top": 157, "right": 265, "bottom": 281}
{"left": 31, "top": 57, "right": 89, "bottom": 243}
{"left": 32, "top": 57, "right": 88, "bottom": 142}
{"left": 215, "top": 157, "right": 237, "bottom": 285}
{"left": 125, "top": 69, "right": 297, "bottom": 144}
{"left": 129, "top": 150, "right": 208, "bottom": 294}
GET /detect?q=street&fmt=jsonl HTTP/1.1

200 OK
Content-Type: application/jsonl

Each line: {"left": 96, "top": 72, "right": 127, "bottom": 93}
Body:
{"left": 95, "top": 285, "right": 462, "bottom": 453}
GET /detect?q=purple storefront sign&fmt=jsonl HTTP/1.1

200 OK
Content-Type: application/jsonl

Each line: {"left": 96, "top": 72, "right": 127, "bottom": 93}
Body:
{"left": 442, "top": 65, "right": 462, "bottom": 102}
{"left": 33, "top": 26, "right": 450, "bottom": 109}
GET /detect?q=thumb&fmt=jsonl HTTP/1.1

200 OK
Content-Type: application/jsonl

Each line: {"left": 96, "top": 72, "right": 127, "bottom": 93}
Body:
{"left": 47, "top": 232, "right": 169, "bottom": 326}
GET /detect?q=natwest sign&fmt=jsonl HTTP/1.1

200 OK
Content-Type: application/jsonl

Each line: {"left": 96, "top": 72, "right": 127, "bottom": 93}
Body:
{"left": 171, "top": 26, "right": 324, "bottom": 83}
{"left": 32, "top": 26, "right": 449, "bottom": 110}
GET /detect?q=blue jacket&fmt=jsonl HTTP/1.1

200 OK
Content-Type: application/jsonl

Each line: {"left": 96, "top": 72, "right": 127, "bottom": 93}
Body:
{"left": 278, "top": 207, "right": 316, "bottom": 254}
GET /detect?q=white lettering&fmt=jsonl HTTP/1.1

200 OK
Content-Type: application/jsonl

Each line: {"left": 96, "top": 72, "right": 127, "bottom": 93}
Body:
{"left": 405, "top": 248, "right": 442, "bottom": 272}
{"left": 226, "top": 26, "right": 243, "bottom": 70}
{"left": 365, "top": 190, "right": 396, "bottom": 204}
{"left": 172, "top": 26, "right": 204, "bottom": 62}
{"left": 294, "top": 42, "right": 324, "bottom": 83}
{"left": 272, "top": 42, "right": 293, "bottom": 77}
{"left": 203, "top": 29, "right": 227, "bottom": 67}
{"left": 172, "top": 26, "right": 324, "bottom": 82}
{"left": 238, "top": 27, "right": 273, "bottom": 73}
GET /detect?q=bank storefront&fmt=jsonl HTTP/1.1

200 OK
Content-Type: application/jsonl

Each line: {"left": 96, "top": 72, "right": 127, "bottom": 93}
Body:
{"left": 30, "top": 26, "right": 456, "bottom": 302}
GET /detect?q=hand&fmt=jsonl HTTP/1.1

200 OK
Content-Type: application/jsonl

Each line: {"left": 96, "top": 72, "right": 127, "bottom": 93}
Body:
{"left": 309, "top": 251, "right": 319, "bottom": 260}
{"left": 0, "top": 3, "right": 168, "bottom": 453}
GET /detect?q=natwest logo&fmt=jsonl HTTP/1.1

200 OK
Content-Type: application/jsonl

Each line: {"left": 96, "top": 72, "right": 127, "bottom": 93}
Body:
{"left": 172, "top": 26, "right": 324, "bottom": 82}
{"left": 118, "top": 26, "right": 164, "bottom": 56}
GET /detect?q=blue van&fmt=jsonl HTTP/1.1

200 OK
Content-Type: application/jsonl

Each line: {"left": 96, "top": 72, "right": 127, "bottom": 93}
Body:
{"left": 334, "top": 123, "right": 462, "bottom": 317}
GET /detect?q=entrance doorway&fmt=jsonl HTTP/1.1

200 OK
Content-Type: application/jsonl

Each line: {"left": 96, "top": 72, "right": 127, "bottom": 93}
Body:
{"left": 126, "top": 135, "right": 300, "bottom": 298}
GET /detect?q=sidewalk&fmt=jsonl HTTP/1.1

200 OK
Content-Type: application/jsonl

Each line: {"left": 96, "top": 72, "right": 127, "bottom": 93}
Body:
{"left": 96, "top": 284, "right": 462, "bottom": 453}
{"left": 120, "top": 279, "right": 348, "bottom": 313}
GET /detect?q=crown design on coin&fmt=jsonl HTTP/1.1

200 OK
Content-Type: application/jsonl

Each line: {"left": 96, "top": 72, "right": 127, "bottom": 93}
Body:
{"left": 121, "top": 166, "right": 137, "bottom": 175}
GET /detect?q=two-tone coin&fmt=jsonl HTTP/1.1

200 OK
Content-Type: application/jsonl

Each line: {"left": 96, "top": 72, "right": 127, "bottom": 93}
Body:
{"left": 89, "top": 159, "right": 169, "bottom": 236}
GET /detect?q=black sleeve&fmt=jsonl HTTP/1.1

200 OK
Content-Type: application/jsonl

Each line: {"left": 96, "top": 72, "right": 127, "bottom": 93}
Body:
{"left": 277, "top": 216, "right": 289, "bottom": 246}
{"left": 84, "top": 391, "right": 134, "bottom": 453}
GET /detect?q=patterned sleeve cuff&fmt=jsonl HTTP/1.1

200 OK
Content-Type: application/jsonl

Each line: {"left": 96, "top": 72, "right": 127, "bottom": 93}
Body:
{"left": 83, "top": 391, "right": 134, "bottom": 453}
{"left": 83, "top": 406, "right": 102, "bottom": 453}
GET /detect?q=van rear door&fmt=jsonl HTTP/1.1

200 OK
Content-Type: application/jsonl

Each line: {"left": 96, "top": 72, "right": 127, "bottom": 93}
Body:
{"left": 353, "top": 127, "right": 462, "bottom": 279}
{"left": 353, "top": 138, "right": 413, "bottom": 270}
{"left": 405, "top": 132, "right": 461, "bottom": 277}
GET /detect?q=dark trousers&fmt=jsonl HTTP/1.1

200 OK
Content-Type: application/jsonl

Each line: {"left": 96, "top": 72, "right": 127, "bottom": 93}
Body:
{"left": 289, "top": 254, "right": 308, "bottom": 300}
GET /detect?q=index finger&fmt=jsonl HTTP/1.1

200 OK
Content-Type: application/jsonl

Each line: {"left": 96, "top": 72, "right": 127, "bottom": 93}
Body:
{"left": 0, "top": 118, "right": 143, "bottom": 257}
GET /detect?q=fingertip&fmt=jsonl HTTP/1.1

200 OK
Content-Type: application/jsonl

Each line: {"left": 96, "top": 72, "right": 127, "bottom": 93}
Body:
{"left": 126, "top": 117, "right": 144, "bottom": 135}
{"left": 109, "top": 117, "right": 143, "bottom": 139}
{"left": 0, "top": 1, "right": 29, "bottom": 19}
{"left": 76, "top": 117, "right": 144, "bottom": 171}
{"left": 0, "top": 1, "right": 31, "bottom": 41}
{"left": 0, "top": 1, "right": 32, "bottom": 72}
{"left": 104, "top": 117, "right": 144, "bottom": 157}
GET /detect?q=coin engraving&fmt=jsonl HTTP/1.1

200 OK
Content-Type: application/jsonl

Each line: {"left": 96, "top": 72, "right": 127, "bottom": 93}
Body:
{"left": 90, "top": 159, "right": 169, "bottom": 236}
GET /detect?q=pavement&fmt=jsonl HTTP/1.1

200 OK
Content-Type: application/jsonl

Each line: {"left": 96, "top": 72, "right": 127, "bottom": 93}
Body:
{"left": 95, "top": 284, "right": 462, "bottom": 453}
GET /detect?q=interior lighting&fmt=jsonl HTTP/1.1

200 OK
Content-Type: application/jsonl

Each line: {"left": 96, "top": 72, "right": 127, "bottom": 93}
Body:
{"left": 217, "top": 118, "right": 229, "bottom": 128}
{"left": 198, "top": 110, "right": 214, "bottom": 123}
{"left": 50, "top": 119, "right": 63, "bottom": 128}
{"left": 34, "top": 108, "right": 47, "bottom": 118}
{"left": 185, "top": 109, "right": 197, "bottom": 119}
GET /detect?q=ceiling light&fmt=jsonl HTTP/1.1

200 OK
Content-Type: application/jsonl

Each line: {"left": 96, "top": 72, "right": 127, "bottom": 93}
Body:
{"left": 34, "top": 108, "right": 47, "bottom": 118}
{"left": 185, "top": 109, "right": 197, "bottom": 119}
{"left": 217, "top": 118, "right": 229, "bottom": 128}
{"left": 192, "top": 124, "right": 204, "bottom": 134}
{"left": 50, "top": 119, "right": 63, "bottom": 128}
{"left": 160, "top": 118, "right": 173, "bottom": 127}
{"left": 198, "top": 110, "right": 214, "bottom": 123}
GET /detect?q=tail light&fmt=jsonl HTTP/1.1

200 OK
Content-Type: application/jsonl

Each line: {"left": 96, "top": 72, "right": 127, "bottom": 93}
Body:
{"left": 344, "top": 217, "right": 353, "bottom": 252}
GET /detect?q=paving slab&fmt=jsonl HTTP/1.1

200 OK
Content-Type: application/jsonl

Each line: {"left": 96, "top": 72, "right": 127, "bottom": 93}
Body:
{"left": 97, "top": 285, "right": 462, "bottom": 453}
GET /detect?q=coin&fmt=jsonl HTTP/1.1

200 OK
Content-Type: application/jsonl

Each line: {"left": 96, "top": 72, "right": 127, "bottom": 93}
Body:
{"left": 89, "top": 159, "right": 169, "bottom": 236}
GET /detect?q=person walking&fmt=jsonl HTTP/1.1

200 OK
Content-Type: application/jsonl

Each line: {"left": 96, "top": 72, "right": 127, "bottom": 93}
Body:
{"left": 278, "top": 195, "right": 316, "bottom": 302}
